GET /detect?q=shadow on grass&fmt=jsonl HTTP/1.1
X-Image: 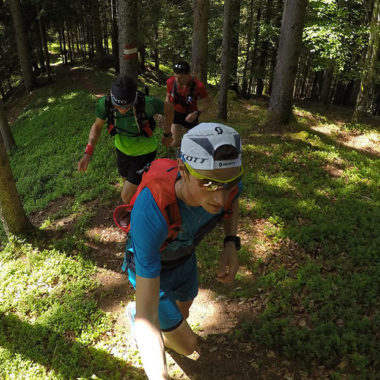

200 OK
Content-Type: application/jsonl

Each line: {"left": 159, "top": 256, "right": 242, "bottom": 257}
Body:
{"left": 0, "top": 312, "right": 144, "bottom": 380}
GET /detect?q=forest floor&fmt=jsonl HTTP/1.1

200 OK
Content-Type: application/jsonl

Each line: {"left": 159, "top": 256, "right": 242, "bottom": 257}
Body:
{"left": 23, "top": 68, "right": 303, "bottom": 380}
{"left": 3, "top": 65, "right": 379, "bottom": 379}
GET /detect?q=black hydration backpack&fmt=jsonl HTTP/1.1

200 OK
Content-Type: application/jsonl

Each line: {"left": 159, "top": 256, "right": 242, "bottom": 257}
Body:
{"left": 105, "top": 86, "right": 156, "bottom": 138}
{"left": 171, "top": 77, "right": 196, "bottom": 110}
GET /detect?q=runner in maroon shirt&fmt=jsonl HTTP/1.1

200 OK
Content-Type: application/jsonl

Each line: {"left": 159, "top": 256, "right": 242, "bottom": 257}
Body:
{"left": 165, "top": 61, "right": 211, "bottom": 146}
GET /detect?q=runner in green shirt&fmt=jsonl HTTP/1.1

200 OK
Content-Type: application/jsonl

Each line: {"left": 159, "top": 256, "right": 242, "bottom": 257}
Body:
{"left": 78, "top": 75, "right": 173, "bottom": 203}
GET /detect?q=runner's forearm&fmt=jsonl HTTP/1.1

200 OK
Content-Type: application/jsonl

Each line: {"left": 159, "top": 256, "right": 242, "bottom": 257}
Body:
{"left": 197, "top": 96, "right": 212, "bottom": 114}
{"left": 135, "top": 318, "right": 168, "bottom": 380}
{"left": 223, "top": 198, "right": 239, "bottom": 236}
{"left": 87, "top": 122, "right": 103, "bottom": 148}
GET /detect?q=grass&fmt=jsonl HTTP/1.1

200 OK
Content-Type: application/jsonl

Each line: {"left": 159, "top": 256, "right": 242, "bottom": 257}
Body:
{"left": 1, "top": 64, "right": 380, "bottom": 378}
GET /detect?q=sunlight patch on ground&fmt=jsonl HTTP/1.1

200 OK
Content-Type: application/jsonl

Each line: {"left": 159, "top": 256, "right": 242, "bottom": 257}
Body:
{"left": 311, "top": 124, "right": 380, "bottom": 156}
{"left": 239, "top": 216, "right": 281, "bottom": 260}
{"left": 86, "top": 225, "right": 125, "bottom": 244}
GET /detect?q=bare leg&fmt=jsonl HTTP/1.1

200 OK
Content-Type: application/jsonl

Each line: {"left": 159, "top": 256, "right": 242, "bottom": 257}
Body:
{"left": 162, "top": 299, "right": 196, "bottom": 355}
{"left": 176, "top": 299, "right": 193, "bottom": 320}
{"left": 162, "top": 319, "right": 198, "bottom": 356}
{"left": 121, "top": 180, "right": 138, "bottom": 204}
{"left": 171, "top": 124, "right": 187, "bottom": 147}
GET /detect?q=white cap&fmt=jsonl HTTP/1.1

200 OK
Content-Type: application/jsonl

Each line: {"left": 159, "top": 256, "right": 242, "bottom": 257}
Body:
{"left": 180, "top": 123, "right": 242, "bottom": 170}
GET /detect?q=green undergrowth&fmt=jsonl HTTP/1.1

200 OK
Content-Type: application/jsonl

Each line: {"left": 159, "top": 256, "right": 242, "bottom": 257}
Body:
{"left": 196, "top": 104, "right": 379, "bottom": 376}
{"left": 0, "top": 64, "right": 168, "bottom": 241}
{"left": 0, "top": 238, "right": 143, "bottom": 379}
{"left": 1, "top": 65, "right": 379, "bottom": 377}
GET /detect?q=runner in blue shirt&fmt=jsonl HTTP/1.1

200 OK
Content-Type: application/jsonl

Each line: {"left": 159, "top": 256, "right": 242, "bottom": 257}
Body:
{"left": 122, "top": 123, "right": 243, "bottom": 380}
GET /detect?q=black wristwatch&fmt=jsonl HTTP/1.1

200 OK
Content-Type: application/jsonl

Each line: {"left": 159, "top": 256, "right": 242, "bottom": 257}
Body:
{"left": 224, "top": 235, "right": 241, "bottom": 250}
{"left": 163, "top": 131, "right": 172, "bottom": 138}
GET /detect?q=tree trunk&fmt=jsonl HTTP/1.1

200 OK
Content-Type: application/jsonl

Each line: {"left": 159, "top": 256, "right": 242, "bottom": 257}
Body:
{"left": 229, "top": 0, "right": 241, "bottom": 91}
{"left": 346, "top": 80, "right": 360, "bottom": 107}
{"left": 0, "top": 133, "right": 33, "bottom": 236}
{"left": 218, "top": 0, "right": 234, "bottom": 120}
{"left": 111, "top": 0, "right": 119, "bottom": 71}
{"left": 256, "top": 0, "right": 273, "bottom": 96}
{"left": 248, "top": 2, "right": 262, "bottom": 96}
{"left": 118, "top": 0, "right": 138, "bottom": 79}
{"left": 93, "top": 0, "right": 105, "bottom": 67}
{"left": 139, "top": 44, "right": 146, "bottom": 73}
{"left": 310, "top": 70, "right": 323, "bottom": 101}
{"left": 320, "top": 65, "right": 334, "bottom": 104}
{"left": 268, "top": 0, "right": 308, "bottom": 126}
{"left": 268, "top": 0, "right": 284, "bottom": 95}
{"left": 8, "top": 0, "right": 34, "bottom": 92}
{"left": 352, "top": 0, "right": 380, "bottom": 121}
{"left": 38, "top": 10, "right": 51, "bottom": 81}
{"left": 191, "top": 0, "right": 209, "bottom": 84}
{"left": 0, "top": 101, "right": 15, "bottom": 151}
{"left": 66, "top": 21, "right": 74, "bottom": 62}
{"left": 154, "top": 26, "right": 159, "bottom": 72}
{"left": 241, "top": 0, "right": 254, "bottom": 97}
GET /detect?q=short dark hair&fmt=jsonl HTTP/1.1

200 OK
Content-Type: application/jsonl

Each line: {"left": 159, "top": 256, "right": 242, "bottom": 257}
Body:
{"left": 173, "top": 61, "right": 190, "bottom": 74}
{"left": 213, "top": 145, "right": 240, "bottom": 161}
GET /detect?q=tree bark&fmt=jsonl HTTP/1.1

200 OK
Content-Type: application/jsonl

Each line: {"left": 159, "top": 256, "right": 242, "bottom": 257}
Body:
{"left": 248, "top": 1, "right": 262, "bottom": 96}
{"left": 111, "top": 0, "right": 119, "bottom": 71}
{"left": 154, "top": 26, "right": 159, "bottom": 72}
{"left": 0, "top": 132, "right": 33, "bottom": 236}
{"left": 218, "top": 0, "right": 234, "bottom": 120}
{"left": 320, "top": 65, "right": 334, "bottom": 104}
{"left": 352, "top": 0, "right": 380, "bottom": 121}
{"left": 8, "top": 0, "right": 34, "bottom": 92}
{"left": 256, "top": 0, "right": 273, "bottom": 96}
{"left": 36, "top": 5, "right": 51, "bottom": 81}
{"left": 268, "top": 0, "right": 308, "bottom": 126}
{"left": 93, "top": 0, "right": 105, "bottom": 67}
{"left": 0, "top": 101, "right": 15, "bottom": 151}
{"left": 241, "top": 0, "right": 254, "bottom": 97}
{"left": 118, "top": 0, "right": 138, "bottom": 79}
{"left": 229, "top": 0, "right": 241, "bottom": 91}
{"left": 191, "top": 0, "right": 209, "bottom": 84}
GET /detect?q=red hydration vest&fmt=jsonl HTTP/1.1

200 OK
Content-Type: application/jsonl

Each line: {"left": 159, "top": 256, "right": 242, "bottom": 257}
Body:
{"left": 113, "top": 158, "right": 238, "bottom": 251}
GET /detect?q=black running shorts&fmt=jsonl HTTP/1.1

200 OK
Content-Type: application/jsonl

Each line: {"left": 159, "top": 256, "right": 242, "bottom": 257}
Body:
{"left": 116, "top": 149, "right": 157, "bottom": 185}
{"left": 173, "top": 110, "right": 199, "bottom": 130}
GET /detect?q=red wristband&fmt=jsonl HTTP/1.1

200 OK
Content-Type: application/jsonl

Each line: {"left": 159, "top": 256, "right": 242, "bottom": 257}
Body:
{"left": 85, "top": 144, "right": 94, "bottom": 155}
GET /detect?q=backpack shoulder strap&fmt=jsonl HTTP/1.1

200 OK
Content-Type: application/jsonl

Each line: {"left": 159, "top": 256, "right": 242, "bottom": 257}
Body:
{"left": 105, "top": 94, "right": 114, "bottom": 125}
{"left": 189, "top": 77, "right": 196, "bottom": 97}
{"left": 172, "top": 79, "right": 178, "bottom": 101}
{"left": 143, "top": 159, "right": 181, "bottom": 249}
{"left": 134, "top": 91, "right": 145, "bottom": 115}
{"left": 113, "top": 159, "right": 181, "bottom": 248}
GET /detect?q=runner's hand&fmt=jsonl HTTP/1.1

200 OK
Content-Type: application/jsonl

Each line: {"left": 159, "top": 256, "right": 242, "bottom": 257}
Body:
{"left": 216, "top": 244, "right": 239, "bottom": 283}
{"left": 77, "top": 154, "right": 91, "bottom": 172}
{"left": 185, "top": 111, "right": 199, "bottom": 123}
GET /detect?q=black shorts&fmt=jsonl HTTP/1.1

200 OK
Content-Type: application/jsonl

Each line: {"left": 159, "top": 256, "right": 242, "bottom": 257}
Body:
{"left": 116, "top": 149, "right": 157, "bottom": 185}
{"left": 173, "top": 111, "right": 199, "bottom": 130}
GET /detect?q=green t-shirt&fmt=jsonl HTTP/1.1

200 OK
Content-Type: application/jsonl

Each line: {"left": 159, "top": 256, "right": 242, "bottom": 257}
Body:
{"left": 95, "top": 95, "right": 164, "bottom": 156}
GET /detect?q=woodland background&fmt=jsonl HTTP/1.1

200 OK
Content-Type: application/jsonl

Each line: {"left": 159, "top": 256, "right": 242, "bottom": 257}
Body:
{"left": 0, "top": 0, "right": 379, "bottom": 379}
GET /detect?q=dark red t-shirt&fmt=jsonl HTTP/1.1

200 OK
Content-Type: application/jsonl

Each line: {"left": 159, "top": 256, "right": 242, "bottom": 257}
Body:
{"left": 166, "top": 76, "right": 208, "bottom": 114}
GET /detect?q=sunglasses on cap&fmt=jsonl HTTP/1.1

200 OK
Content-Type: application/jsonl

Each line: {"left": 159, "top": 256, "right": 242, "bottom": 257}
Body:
{"left": 184, "top": 161, "right": 244, "bottom": 191}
